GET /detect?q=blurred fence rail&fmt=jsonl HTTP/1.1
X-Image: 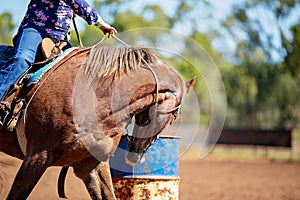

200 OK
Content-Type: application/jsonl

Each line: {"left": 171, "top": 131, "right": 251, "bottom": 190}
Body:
{"left": 208, "top": 128, "right": 299, "bottom": 161}
{"left": 216, "top": 129, "right": 292, "bottom": 148}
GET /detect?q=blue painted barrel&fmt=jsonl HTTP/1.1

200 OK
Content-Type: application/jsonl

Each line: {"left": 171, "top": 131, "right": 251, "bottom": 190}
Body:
{"left": 109, "top": 135, "right": 180, "bottom": 200}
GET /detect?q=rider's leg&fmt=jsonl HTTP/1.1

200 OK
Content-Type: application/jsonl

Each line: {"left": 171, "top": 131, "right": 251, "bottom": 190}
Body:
{"left": 0, "top": 27, "right": 43, "bottom": 128}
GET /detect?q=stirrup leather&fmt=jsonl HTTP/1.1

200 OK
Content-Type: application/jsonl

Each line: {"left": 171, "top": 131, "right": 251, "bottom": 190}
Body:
{"left": 6, "top": 99, "right": 26, "bottom": 132}
{"left": 0, "top": 101, "right": 11, "bottom": 129}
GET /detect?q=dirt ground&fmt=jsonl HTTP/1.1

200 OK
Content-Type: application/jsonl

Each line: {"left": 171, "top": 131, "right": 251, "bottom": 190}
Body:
{"left": 180, "top": 157, "right": 300, "bottom": 200}
{"left": 0, "top": 154, "right": 300, "bottom": 200}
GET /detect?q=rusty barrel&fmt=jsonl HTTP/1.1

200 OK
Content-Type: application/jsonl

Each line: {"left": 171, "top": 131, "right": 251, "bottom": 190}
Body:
{"left": 109, "top": 136, "right": 180, "bottom": 200}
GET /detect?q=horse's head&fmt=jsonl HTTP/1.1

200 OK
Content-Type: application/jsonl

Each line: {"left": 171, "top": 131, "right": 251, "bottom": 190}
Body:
{"left": 81, "top": 45, "right": 196, "bottom": 165}
{"left": 126, "top": 76, "right": 196, "bottom": 165}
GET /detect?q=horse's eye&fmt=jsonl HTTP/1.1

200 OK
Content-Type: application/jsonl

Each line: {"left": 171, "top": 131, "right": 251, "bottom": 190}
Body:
{"left": 173, "top": 108, "right": 180, "bottom": 119}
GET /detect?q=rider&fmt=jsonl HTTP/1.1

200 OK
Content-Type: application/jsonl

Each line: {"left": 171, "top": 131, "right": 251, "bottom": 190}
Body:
{"left": 0, "top": 0, "right": 117, "bottom": 129}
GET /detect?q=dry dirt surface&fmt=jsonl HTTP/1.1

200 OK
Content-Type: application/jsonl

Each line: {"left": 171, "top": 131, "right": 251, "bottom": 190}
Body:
{"left": 179, "top": 157, "right": 300, "bottom": 200}
{"left": 0, "top": 154, "right": 300, "bottom": 200}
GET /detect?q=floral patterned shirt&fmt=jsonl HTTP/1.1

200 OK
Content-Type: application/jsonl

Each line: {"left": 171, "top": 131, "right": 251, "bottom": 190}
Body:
{"left": 18, "top": 0, "right": 100, "bottom": 42}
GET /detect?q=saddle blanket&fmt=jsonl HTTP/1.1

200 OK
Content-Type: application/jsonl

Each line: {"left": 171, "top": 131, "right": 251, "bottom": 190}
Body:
{"left": 28, "top": 47, "right": 77, "bottom": 83}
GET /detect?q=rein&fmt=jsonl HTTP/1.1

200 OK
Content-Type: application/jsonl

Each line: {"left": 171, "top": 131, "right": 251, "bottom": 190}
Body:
{"left": 72, "top": 15, "right": 83, "bottom": 48}
{"left": 111, "top": 35, "right": 183, "bottom": 154}
{"left": 111, "top": 35, "right": 160, "bottom": 139}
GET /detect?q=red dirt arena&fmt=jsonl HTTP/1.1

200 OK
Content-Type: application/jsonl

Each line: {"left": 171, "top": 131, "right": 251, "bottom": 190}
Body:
{"left": 1, "top": 148, "right": 299, "bottom": 200}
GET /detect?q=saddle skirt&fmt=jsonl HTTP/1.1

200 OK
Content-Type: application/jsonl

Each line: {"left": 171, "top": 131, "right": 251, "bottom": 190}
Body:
{"left": 0, "top": 45, "right": 78, "bottom": 131}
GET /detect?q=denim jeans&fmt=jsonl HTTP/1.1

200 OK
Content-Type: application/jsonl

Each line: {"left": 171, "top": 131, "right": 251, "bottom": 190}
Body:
{"left": 0, "top": 28, "right": 44, "bottom": 99}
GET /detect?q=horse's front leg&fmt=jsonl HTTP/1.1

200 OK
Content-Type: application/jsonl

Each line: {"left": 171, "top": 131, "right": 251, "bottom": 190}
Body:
{"left": 73, "top": 157, "right": 116, "bottom": 200}
{"left": 7, "top": 150, "right": 50, "bottom": 200}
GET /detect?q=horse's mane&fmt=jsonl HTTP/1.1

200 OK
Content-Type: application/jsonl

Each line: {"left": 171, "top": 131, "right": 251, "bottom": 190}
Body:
{"left": 83, "top": 46, "right": 160, "bottom": 84}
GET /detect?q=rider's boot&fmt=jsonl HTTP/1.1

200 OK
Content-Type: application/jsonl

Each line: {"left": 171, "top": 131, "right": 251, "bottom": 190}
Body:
{"left": 41, "top": 37, "right": 55, "bottom": 59}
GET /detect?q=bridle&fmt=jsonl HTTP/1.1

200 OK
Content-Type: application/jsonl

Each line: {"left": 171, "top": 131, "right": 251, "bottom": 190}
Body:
{"left": 111, "top": 35, "right": 161, "bottom": 137}
{"left": 110, "top": 35, "right": 182, "bottom": 153}
{"left": 157, "top": 104, "right": 181, "bottom": 115}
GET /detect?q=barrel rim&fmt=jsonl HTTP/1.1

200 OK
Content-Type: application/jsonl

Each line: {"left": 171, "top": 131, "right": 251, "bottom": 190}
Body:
{"left": 122, "top": 134, "right": 181, "bottom": 139}
{"left": 112, "top": 176, "right": 181, "bottom": 180}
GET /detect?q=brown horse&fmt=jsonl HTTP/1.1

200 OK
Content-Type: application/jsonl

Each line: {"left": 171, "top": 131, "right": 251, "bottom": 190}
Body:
{"left": 0, "top": 45, "right": 195, "bottom": 200}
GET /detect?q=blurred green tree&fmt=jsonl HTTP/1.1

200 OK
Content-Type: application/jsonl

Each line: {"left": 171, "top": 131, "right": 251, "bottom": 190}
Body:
{"left": 221, "top": 0, "right": 300, "bottom": 128}
{"left": 0, "top": 12, "right": 15, "bottom": 45}
{"left": 284, "top": 24, "right": 300, "bottom": 80}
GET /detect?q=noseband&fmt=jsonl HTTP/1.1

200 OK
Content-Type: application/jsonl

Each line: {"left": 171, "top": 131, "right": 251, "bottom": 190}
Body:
{"left": 157, "top": 104, "right": 181, "bottom": 115}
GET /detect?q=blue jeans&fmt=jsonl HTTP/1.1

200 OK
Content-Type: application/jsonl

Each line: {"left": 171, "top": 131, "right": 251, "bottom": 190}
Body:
{"left": 0, "top": 28, "right": 44, "bottom": 99}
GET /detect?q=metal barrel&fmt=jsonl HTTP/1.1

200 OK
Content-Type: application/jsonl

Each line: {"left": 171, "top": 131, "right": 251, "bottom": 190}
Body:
{"left": 109, "top": 135, "right": 180, "bottom": 200}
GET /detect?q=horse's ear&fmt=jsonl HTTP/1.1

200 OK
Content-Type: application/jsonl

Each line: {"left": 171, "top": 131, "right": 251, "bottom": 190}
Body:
{"left": 186, "top": 76, "right": 197, "bottom": 95}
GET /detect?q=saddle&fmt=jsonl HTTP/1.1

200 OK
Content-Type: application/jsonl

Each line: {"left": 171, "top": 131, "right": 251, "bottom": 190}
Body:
{"left": 0, "top": 38, "right": 69, "bottom": 131}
